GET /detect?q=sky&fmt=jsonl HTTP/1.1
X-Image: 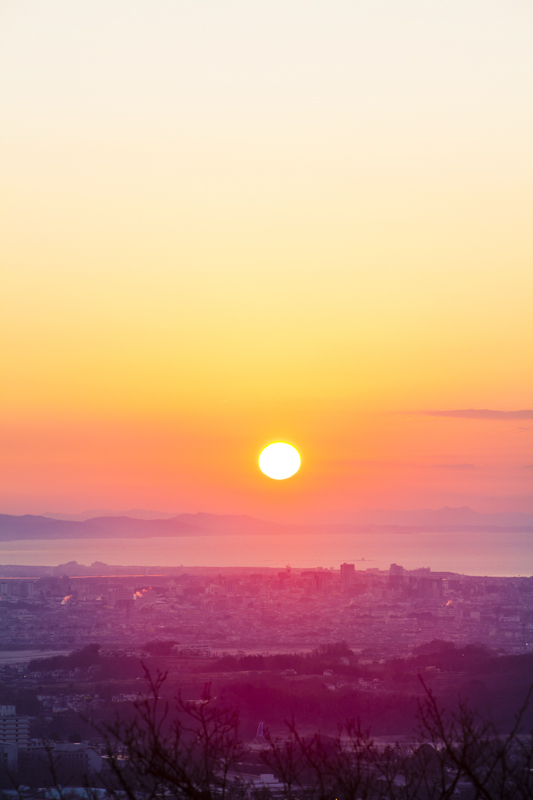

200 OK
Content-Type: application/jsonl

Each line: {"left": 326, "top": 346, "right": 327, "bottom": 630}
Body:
{"left": 1, "top": 0, "right": 532, "bottom": 521}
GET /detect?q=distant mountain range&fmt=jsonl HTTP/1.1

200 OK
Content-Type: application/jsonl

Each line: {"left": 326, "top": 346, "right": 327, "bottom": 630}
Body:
{"left": 0, "top": 507, "right": 531, "bottom": 542}
{"left": 41, "top": 506, "right": 533, "bottom": 527}
{"left": 42, "top": 508, "right": 178, "bottom": 521}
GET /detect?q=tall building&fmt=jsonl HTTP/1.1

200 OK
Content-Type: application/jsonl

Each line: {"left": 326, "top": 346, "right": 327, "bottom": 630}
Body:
{"left": 389, "top": 563, "right": 404, "bottom": 590}
{"left": 340, "top": 563, "right": 355, "bottom": 589}
{"left": 0, "top": 706, "right": 29, "bottom": 749}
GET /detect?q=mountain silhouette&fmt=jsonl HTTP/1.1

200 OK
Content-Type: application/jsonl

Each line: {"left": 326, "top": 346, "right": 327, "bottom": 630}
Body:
{"left": 0, "top": 507, "right": 531, "bottom": 542}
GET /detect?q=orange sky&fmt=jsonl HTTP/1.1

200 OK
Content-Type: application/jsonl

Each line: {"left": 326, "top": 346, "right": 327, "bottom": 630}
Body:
{"left": 0, "top": 1, "right": 532, "bottom": 519}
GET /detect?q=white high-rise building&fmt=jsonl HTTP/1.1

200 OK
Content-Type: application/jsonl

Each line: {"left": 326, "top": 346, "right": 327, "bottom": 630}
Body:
{"left": 0, "top": 706, "right": 29, "bottom": 749}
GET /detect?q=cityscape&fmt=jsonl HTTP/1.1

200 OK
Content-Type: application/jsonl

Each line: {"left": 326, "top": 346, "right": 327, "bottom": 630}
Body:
{"left": 0, "top": 558, "right": 532, "bottom": 789}
{"left": 1, "top": 562, "right": 532, "bottom": 657}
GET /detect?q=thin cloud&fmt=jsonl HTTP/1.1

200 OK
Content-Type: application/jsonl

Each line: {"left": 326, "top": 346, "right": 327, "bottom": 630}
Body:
{"left": 431, "top": 463, "right": 476, "bottom": 470}
{"left": 335, "top": 459, "right": 408, "bottom": 467}
{"left": 335, "top": 460, "right": 477, "bottom": 470}
{"left": 421, "top": 409, "right": 533, "bottom": 420}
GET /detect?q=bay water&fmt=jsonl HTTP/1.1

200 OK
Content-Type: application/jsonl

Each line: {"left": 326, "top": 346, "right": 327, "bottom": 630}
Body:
{"left": 1, "top": 529, "right": 531, "bottom": 576}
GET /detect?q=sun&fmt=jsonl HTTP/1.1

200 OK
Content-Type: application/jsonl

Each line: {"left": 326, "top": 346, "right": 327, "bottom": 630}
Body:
{"left": 258, "top": 442, "right": 301, "bottom": 480}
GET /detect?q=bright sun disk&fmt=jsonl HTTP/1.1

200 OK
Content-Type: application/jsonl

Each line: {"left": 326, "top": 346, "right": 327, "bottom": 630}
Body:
{"left": 258, "top": 442, "right": 301, "bottom": 480}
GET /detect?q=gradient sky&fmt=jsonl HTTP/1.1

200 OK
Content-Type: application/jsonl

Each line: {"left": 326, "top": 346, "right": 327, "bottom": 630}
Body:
{"left": 1, "top": 1, "right": 532, "bottom": 520}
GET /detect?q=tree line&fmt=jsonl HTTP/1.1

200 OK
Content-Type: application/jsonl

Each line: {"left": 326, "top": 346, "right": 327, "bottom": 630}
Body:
{"left": 15, "top": 668, "right": 529, "bottom": 799}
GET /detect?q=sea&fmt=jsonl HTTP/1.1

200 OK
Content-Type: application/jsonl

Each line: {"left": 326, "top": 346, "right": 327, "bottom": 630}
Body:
{"left": 1, "top": 529, "right": 532, "bottom": 576}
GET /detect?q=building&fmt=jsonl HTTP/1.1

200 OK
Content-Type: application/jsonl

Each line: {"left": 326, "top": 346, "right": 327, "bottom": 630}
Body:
{"left": 18, "top": 743, "right": 102, "bottom": 784}
{"left": 419, "top": 577, "right": 443, "bottom": 598}
{"left": 389, "top": 563, "right": 404, "bottom": 590}
{"left": 0, "top": 743, "right": 17, "bottom": 771}
{"left": 107, "top": 586, "right": 135, "bottom": 610}
{"left": 340, "top": 563, "right": 355, "bottom": 589}
{"left": 0, "top": 706, "right": 29, "bottom": 749}
{"left": 0, "top": 580, "right": 34, "bottom": 597}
